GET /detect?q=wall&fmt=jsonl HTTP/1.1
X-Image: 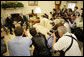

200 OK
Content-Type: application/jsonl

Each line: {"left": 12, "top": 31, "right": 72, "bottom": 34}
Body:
{"left": 77, "top": 1, "right": 83, "bottom": 15}
{"left": 1, "top": 1, "right": 83, "bottom": 18}
{"left": 60, "top": 1, "right": 83, "bottom": 15}
{"left": 1, "top": 1, "right": 55, "bottom": 18}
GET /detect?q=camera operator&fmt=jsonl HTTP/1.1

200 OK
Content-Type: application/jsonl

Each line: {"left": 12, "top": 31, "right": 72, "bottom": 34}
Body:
{"left": 29, "top": 28, "right": 51, "bottom": 56}
{"left": 72, "top": 8, "right": 83, "bottom": 56}
{"left": 8, "top": 26, "right": 32, "bottom": 56}
{"left": 74, "top": 8, "right": 83, "bottom": 30}
{"left": 67, "top": 14, "right": 77, "bottom": 33}
{"left": 51, "top": 26, "right": 81, "bottom": 56}
{"left": 5, "top": 14, "right": 15, "bottom": 34}
{"left": 47, "top": 23, "right": 63, "bottom": 55}
{"left": 50, "top": 9, "right": 58, "bottom": 21}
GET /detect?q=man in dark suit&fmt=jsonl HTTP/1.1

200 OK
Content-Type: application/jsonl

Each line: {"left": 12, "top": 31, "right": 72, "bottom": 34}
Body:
{"left": 5, "top": 14, "right": 15, "bottom": 34}
{"left": 61, "top": 5, "right": 67, "bottom": 16}
{"left": 17, "top": 15, "right": 24, "bottom": 27}
{"left": 19, "top": 13, "right": 29, "bottom": 30}
{"left": 50, "top": 9, "right": 57, "bottom": 20}
{"left": 72, "top": 6, "right": 80, "bottom": 17}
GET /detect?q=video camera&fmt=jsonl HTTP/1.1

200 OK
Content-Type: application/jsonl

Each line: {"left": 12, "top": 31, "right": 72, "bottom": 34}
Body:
{"left": 47, "top": 29, "right": 60, "bottom": 40}
{"left": 47, "top": 22, "right": 63, "bottom": 38}
{"left": 50, "top": 12, "right": 52, "bottom": 14}
{"left": 50, "top": 22, "right": 55, "bottom": 26}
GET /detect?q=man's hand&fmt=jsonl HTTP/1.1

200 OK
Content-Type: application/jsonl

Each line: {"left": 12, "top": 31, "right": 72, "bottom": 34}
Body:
{"left": 52, "top": 33, "right": 57, "bottom": 50}
{"left": 51, "top": 33, "right": 57, "bottom": 39}
{"left": 23, "top": 29, "right": 28, "bottom": 37}
{"left": 67, "top": 19, "right": 70, "bottom": 22}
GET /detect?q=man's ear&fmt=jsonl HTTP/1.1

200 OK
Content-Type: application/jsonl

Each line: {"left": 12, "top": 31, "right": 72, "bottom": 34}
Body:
{"left": 58, "top": 32, "right": 63, "bottom": 37}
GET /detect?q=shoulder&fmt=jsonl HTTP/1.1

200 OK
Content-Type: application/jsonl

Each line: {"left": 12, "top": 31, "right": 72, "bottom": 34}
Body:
{"left": 64, "top": 32, "right": 77, "bottom": 40}
{"left": 8, "top": 38, "right": 15, "bottom": 43}
{"left": 8, "top": 38, "right": 15, "bottom": 46}
{"left": 58, "top": 36, "right": 69, "bottom": 42}
{"left": 64, "top": 22, "right": 69, "bottom": 25}
{"left": 23, "top": 37, "right": 31, "bottom": 41}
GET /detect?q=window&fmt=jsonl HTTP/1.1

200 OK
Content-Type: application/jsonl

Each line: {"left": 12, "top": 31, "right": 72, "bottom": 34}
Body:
{"left": 68, "top": 3, "right": 76, "bottom": 10}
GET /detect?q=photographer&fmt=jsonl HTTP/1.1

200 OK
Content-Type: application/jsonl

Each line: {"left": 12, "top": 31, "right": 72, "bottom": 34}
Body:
{"left": 68, "top": 14, "right": 77, "bottom": 33}
{"left": 75, "top": 8, "right": 83, "bottom": 30}
{"left": 72, "top": 6, "right": 80, "bottom": 17}
{"left": 19, "top": 13, "right": 29, "bottom": 30}
{"left": 41, "top": 13, "right": 49, "bottom": 19}
{"left": 5, "top": 14, "right": 15, "bottom": 34}
{"left": 29, "top": 28, "right": 51, "bottom": 56}
{"left": 8, "top": 26, "right": 32, "bottom": 56}
{"left": 52, "top": 26, "right": 81, "bottom": 56}
{"left": 47, "top": 23, "right": 63, "bottom": 55}
{"left": 50, "top": 9, "right": 57, "bottom": 19}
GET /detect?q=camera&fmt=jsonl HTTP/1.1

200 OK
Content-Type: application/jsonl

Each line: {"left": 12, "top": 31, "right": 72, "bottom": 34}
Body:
{"left": 52, "top": 23, "right": 63, "bottom": 30}
{"left": 47, "top": 29, "right": 60, "bottom": 39}
{"left": 47, "top": 29, "right": 57, "bottom": 36}
{"left": 50, "top": 17, "right": 56, "bottom": 21}
{"left": 50, "top": 12, "right": 52, "bottom": 14}
{"left": 47, "top": 23, "right": 63, "bottom": 38}
{"left": 50, "top": 22, "right": 55, "bottom": 26}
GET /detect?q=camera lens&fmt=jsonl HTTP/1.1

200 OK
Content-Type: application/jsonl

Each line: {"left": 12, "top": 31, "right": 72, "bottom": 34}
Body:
{"left": 50, "top": 22, "right": 55, "bottom": 26}
{"left": 47, "top": 32, "right": 51, "bottom": 36}
{"left": 50, "top": 30, "right": 54, "bottom": 33}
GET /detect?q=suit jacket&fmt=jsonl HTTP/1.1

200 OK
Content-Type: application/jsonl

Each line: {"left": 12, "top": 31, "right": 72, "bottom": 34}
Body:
{"left": 62, "top": 8, "right": 67, "bottom": 14}
{"left": 23, "top": 15, "right": 28, "bottom": 22}
{"left": 72, "top": 11, "right": 80, "bottom": 16}
{"left": 32, "top": 33, "right": 50, "bottom": 56}
{"left": 5, "top": 17, "right": 14, "bottom": 27}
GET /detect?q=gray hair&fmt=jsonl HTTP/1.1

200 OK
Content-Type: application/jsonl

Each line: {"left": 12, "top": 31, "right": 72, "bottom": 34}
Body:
{"left": 57, "top": 26, "right": 67, "bottom": 34}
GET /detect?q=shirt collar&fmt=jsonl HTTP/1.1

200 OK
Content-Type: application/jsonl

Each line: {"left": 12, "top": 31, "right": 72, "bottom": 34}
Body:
{"left": 64, "top": 32, "right": 71, "bottom": 36}
{"left": 15, "top": 36, "right": 23, "bottom": 39}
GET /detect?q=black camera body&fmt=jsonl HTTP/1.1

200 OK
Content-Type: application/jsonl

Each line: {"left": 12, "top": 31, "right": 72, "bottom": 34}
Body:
{"left": 50, "top": 12, "right": 52, "bottom": 14}
{"left": 47, "top": 23, "right": 63, "bottom": 38}
{"left": 47, "top": 29, "right": 60, "bottom": 39}
{"left": 50, "top": 22, "right": 55, "bottom": 26}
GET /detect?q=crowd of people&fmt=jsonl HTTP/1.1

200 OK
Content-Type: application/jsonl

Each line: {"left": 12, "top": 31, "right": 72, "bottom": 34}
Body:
{"left": 1, "top": 5, "right": 83, "bottom": 56}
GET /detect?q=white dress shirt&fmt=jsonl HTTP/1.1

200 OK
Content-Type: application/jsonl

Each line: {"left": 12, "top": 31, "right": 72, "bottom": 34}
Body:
{"left": 68, "top": 20, "right": 76, "bottom": 29}
{"left": 54, "top": 32, "right": 82, "bottom": 56}
{"left": 64, "top": 22, "right": 71, "bottom": 33}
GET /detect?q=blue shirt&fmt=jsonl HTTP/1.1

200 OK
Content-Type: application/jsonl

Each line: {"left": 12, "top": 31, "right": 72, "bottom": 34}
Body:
{"left": 47, "top": 36, "right": 53, "bottom": 48}
{"left": 8, "top": 36, "right": 32, "bottom": 56}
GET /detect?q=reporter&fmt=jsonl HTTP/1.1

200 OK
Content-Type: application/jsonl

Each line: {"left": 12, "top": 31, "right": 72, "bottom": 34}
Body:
{"left": 29, "top": 28, "right": 51, "bottom": 56}
{"left": 8, "top": 26, "right": 32, "bottom": 56}
{"left": 52, "top": 26, "right": 81, "bottom": 56}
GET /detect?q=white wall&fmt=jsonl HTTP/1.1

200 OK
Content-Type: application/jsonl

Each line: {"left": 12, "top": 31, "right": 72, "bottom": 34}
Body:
{"left": 1, "top": 1, "right": 83, "bottom": 18}
{"left": 1, "top": 1, "right": 55, "bottom": 18}
{"left": 77, "top": 1, "right": 83, "bottom": 15}
{"left": 60, "top": 1, "right": 83, "bottom": 15}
